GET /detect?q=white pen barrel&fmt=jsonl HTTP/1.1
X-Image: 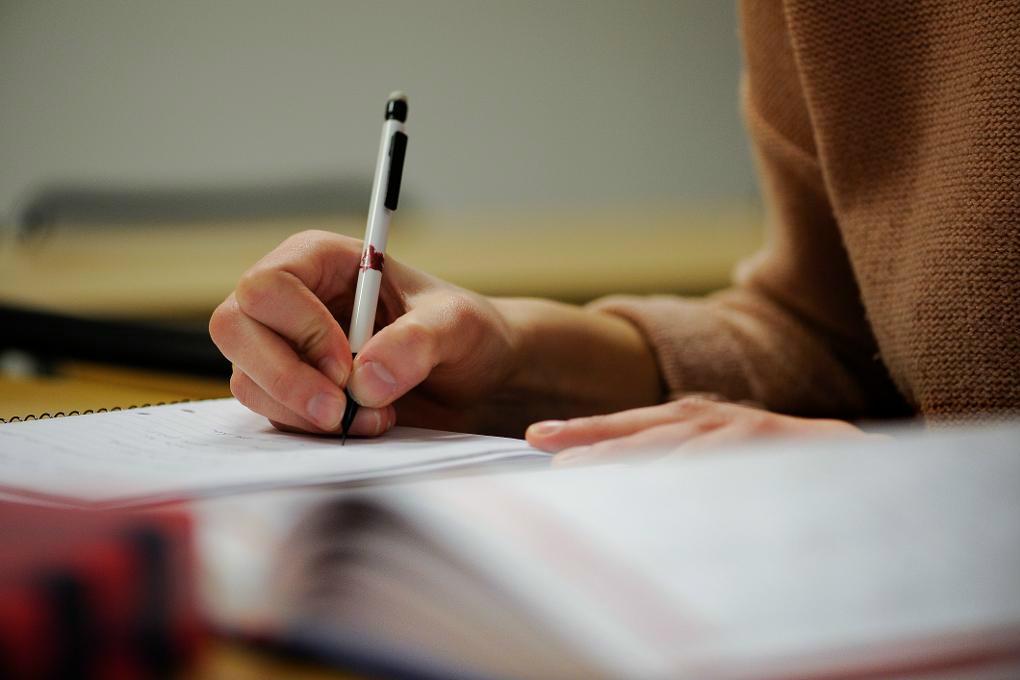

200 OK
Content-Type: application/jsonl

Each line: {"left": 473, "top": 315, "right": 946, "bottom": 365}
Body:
{"left": 348, "top": 114, "right": 404, "bottom": 353}
{"left": 366, "top": 118, "right": 404, "bottom": 236}
{"left": 349, "top": 269, "right": 382, "bottom": 353}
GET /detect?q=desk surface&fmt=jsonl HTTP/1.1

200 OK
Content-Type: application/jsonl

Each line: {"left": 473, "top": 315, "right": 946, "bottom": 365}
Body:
{"left": 192, "top": 640, "right": 358, "bottom": 680}
{"left": 0, "top": 362, "right": 229, "bottom": 421}
{"left": 0, "top": 206, "right": 761, "bottom": 319}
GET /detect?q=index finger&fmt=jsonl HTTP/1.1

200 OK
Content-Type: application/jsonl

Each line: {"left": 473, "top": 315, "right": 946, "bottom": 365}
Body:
{"left": 235, "top": 263, "right": 352, "bottom": 386}
{"left": 230, "top": 229, "right": 370, "bottom": 386}
{"left": 210, "top": 294, "right": 348, "bottom": 430}
{"left": 526, "top": 396, "right": 739, "bottom": 452}
{"left": 250, "top": 229, "right": 421, "bottom": 305}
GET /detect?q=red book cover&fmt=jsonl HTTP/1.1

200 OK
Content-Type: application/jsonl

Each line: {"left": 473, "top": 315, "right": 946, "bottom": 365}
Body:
{"left": 0, "top": 502, "right": 204, "bottom": 678}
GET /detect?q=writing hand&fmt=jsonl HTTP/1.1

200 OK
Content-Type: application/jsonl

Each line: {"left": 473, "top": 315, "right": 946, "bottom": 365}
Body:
{"left": 209, "top": 230, "right": 518, "bottom": 436}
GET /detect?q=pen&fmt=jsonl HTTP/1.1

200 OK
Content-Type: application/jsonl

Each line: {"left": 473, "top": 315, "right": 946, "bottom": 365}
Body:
{"left": 341, "top": 92, "right": 409, "bottom": 444}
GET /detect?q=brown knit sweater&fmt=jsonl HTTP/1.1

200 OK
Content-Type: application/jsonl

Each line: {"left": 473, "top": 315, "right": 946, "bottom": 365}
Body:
{"left": 595, "top": 0, "right": 1020, "bottom": 422}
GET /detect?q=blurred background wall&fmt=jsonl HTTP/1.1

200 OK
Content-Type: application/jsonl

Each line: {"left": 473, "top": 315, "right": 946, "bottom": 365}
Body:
{"left": 0, "top": 0, "right": 762, "bottom": 412}
{"left": 0, "top": 0, "right": 755, "bottom": 225}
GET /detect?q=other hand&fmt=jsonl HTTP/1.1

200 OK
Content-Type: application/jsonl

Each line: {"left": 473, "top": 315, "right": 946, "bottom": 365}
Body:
{"left": 526, "top": 395, "right": 872, "bottom": 466}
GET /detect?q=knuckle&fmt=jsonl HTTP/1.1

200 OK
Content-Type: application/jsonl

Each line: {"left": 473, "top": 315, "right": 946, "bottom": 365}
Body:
{"left": 295, "top": 317, "right": 330, "bottom": 356}
{"left": 444, "top": 292, "right": 481, "bottom": 325}
{"left": 438, "top": 292, "right": 490, "bottom": 361}
{"left": 229, "top": 370, "right": 255, "bottom": 407}
{"left": 281, "top": 229, "right": 327, "bottom": 250}
{"left": 747, "top": 411, "right": 780, "bottom": 433}
{"left": 691, "top": 416, "right": 723, "bottom": 434}
{"left": 265, "top": 368, "right": 297, "bottom": 406}
{"left": 235, "top": 268, "right": 273, "bottom": 315}
{"left": 208, "top": 298, "right": 240, "bottom": 346}
{"left": 671, "top": 395, "right": 714, "bottom": 417}
{"left": 399, "top": 319, "right": 436, "bottom": 353}
{"left": 284, "top": 229, "right": 357, "bottom": 258}
{"left": 581, "top": 414, "right": 610, "bottom": 433}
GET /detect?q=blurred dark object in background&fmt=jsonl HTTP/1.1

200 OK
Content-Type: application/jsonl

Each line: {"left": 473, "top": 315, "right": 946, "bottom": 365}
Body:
{"left": 0, "top": 304, "right": 229, "bottom": 379}
{"left": 0, "top": 501, "right": 204, "bottom": 678}
{"left": 16, "top": 177, "right": 375, "bottom": 238}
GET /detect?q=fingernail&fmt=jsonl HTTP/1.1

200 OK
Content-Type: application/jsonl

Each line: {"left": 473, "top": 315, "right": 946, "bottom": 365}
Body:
{"left": 530, "top": 420, "right": 566, "bottom": 437}
{"left": 369, "top": 409, "right": 384, "bottom": 435}
{"left": 354, "top": 408, "right": 384, "bottom": 435}
{"left": 318, "top": 357, "right": 347, "bottom": 386}
{"left": 307, "top": 392, "right": 343, "bottom": 430}
{"left": 349, "top": 360, "right": 398, "bottom": 405}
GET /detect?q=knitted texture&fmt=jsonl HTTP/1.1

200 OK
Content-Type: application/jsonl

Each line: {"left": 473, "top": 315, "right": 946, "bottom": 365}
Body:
{"left": 594, "top": 0, "right": 1019, "bottom": 422}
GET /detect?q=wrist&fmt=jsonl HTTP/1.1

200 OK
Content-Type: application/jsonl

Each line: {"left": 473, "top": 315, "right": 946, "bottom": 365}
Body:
{"left": 490, "top": 297, "right": 662, "bottom": 418}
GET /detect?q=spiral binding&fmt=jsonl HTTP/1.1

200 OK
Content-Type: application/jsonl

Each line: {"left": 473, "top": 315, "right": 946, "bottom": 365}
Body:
{"left": 0, "top": 399, "right": 193, "bottom": 424}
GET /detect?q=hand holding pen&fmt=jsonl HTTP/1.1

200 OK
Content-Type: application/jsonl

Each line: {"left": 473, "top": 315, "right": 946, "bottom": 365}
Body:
{"left": 209, "top": 93, "right": 529, "bottom": 439}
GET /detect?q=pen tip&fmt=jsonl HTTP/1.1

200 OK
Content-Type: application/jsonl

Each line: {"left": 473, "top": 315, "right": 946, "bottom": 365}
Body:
{"left": 341, "top": 433, "right": 348, "bottom": 446}
{"left": 388, "top": 90, "right": 408, "bottom": 103}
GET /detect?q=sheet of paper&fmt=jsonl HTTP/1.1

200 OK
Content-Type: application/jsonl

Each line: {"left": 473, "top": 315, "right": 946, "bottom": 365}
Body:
{"left": 0, "top": 398, "right": 544, "bottom": 506}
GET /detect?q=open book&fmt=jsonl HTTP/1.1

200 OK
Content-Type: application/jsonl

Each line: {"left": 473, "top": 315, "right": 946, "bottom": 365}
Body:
{"left": 0, "top": 398, "right": 544, "bottom": 507}
{"left": 198, "top": 424, "right": 1020, "bottom": 679}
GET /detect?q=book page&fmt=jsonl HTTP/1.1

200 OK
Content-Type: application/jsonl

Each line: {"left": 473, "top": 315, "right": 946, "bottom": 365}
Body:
{"left": 0, "top": 398, "right": 544, "bottom": 506}
{"left": 343, "top": 425, "right": 1020, "bottom": 677}
{"left": 191, "top": 423, "right": 1020, "bottom": 678}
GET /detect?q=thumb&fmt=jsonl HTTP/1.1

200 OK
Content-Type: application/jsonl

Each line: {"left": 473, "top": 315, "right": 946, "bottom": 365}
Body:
{"left": 346, "top": 294, "right": 470, "bottom": 408}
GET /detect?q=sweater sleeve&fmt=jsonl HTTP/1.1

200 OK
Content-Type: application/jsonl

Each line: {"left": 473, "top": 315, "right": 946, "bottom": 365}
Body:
{"left": 590, "top": 0, "right": 907, "bottom": 420}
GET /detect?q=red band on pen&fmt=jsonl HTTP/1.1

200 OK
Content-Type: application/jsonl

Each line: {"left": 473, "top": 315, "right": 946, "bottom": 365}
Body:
{"left": 359, "top": 245, "right": 385, "bottom": 272}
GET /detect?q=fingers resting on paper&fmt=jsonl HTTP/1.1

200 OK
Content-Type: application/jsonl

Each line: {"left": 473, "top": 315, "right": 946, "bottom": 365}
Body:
{"left": 526, "top": 396, "right": 869, "bottom": 466}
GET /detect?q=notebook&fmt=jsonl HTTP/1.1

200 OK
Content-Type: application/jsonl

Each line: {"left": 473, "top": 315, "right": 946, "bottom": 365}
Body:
{"left": 197, "top": 423, "right": 1020, "bottom": 679}
{"left": 0, "top": 398, "right": 545, "bottom": 507}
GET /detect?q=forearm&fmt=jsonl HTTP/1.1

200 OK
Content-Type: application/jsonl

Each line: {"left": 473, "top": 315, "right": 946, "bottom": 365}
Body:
{"left": 590, "top": 289, "right": 910, "bottom": 419}
{"left": 486, "top": 298, "right": 664, "bottom": 427}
